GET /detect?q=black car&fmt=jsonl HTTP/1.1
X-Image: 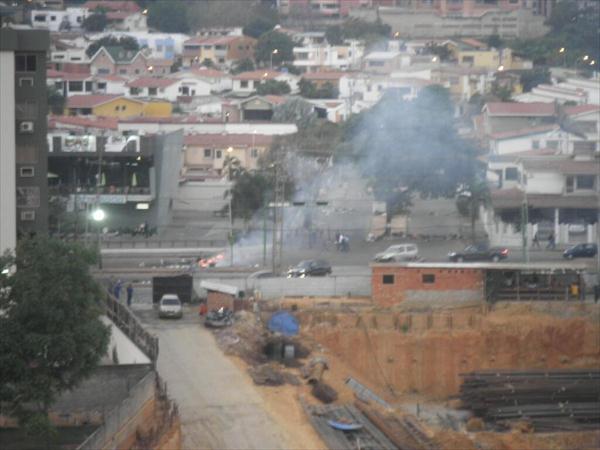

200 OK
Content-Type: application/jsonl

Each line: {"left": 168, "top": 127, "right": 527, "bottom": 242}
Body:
{"left": 287, "top": 259, "right": 332, "bottom": 278}
{"left": 448, "top": 244, "right": 509, "bottom": 262}
{"left": 563, "top": 243, "right": 598, "bottom": 259}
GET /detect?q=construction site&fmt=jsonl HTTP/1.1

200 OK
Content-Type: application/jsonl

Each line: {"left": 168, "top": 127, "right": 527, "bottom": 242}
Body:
{"left": 204, "top": 262, "right": 600, "bottom": 450}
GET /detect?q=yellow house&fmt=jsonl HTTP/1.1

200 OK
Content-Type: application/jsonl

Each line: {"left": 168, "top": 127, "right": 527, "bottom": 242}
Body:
{"left": 65, "top": 94, "right": 172, "bottom": 118}
{"left": 446, "top": 39, "right": 517, "bottom": 70}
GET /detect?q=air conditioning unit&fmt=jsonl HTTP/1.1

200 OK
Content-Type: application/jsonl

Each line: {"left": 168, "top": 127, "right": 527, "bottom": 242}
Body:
{"left": 19, "top": 121, "right": 34, "bottom": 133}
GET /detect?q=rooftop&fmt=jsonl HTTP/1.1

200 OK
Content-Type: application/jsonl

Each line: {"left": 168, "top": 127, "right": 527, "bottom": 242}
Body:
{"left": 485, "top": 102, "right": 557, "bottom": 117}
{"left": 127, "top": 77, "right": 178, "bottom": 88}
{"left": 371, "top": 261, "right": 588, "bottom": 271}
{"left": 233, "top": 70, "right": 283, "bottom": 81}
{"left": 66, "top": 94, "right": 122, "bottom": 108}
{"left": 489, "top": 125, "right": 557, "bottom": 140}
{"left": 83, "top": 1, "right": 140, "bottom": 12}
{"left": 184, "top": 133, "right": 274, "bottom": 147}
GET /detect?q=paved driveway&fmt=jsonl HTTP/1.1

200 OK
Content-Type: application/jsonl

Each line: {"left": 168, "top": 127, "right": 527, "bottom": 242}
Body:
{"left": 136, "top": 303, "right": 288, "bottom": 450}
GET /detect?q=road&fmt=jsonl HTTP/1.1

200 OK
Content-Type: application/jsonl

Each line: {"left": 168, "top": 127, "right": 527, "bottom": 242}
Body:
{"left": 134, "top": 301, "right": 288, "bottom": 450}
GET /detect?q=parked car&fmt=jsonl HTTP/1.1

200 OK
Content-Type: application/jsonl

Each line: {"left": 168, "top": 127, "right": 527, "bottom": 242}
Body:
{"left": 287, "top": 260, "right": 332, "bottom": 278}
{"left": 373, "top": 243, "right": 419, "bottom": 262}
{"left": 563, "top": 243, "right": 598, "bottom": 259}
{"left": 448, "top": 244, "right": 509, "bottom": 262}
{"left": 158, "top": 294, "right": 183, "bottom": 319}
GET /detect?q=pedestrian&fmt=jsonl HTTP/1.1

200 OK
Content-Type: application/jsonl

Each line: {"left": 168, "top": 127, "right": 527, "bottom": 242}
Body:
{"left": 126, "top": 283, "right": 133, "bottom": 307}
{"left": 594, "top": 283, "right": 600, "bottom": 304}
{"left": 532, "top": 232, "right": 541, "bottom": 249}
{"left": 546, "top": 232, "right": 555, "bottom": 250}
{"left": 113, "top": 279, "right": 122, "bottom": 300}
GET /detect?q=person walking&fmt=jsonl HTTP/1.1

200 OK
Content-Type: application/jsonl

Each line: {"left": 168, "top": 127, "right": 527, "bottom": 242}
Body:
{"left": 546, "top": 232, "right": 556, "bottom": 250}
{"left": 113, "top": 280, "right": 122, "bottom": 300}
{"left": 126, "top": 283, "right": 133, "bottom": 307}
{"left": 532, "top": 232, "right": 541, "bottom": 249}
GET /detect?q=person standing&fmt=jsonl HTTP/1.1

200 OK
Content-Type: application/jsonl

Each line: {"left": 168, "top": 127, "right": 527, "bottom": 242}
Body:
{"left": 113, "top": 280, "right": 122, "bottom": 300}
{"left": 126, "top": 283, "right": 133, "bottom": 307}
{"left": 532, "top": 232, "right": 541, "bottom": 249}
{"left": 546, "top": 232, "right": 555, "bottom": 250}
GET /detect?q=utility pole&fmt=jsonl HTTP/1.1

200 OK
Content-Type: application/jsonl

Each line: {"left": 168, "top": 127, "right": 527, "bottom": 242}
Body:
{"left": 271, "top": 147, "right": 285, "bottom": 273}
{"left": 521, "top": 195, "right": 529, "bottom": 263}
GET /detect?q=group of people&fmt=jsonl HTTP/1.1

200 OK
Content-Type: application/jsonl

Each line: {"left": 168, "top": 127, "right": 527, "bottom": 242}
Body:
{"left": 335, "top": 233, "right": 350, "bottom": 252}
{"left": 112, "top": 279, "right": 134, "bottom": 307}
{"left": 532, "top": 232, "right": 555, "bottom": 250}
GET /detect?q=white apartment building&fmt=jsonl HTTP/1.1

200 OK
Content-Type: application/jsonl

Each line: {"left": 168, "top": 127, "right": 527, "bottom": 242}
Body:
{"left": 30, "top": 7, "right": 88, "bottom": 32}
{"left": 293, "top": 40, "right": 364, "bottom": 73}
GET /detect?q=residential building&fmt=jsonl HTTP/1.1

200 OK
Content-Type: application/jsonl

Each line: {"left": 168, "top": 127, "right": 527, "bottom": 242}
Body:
{"left": 363, "top": 52, "right": 403, "bottom": 74}
{"left": 350, "top": 5, "right": 548, "bottom": 39}
{"left": 182, "top": 35, "right": 256, "bottom": 69}
{"left": 514, "top": 79, "right": 599, "bottom": 105}
{"left": 65, "top": 94, "right": 172, "bottom": 118}
{"left": 171, "top": 68, "right": 233, "bottom": 93}
{"left": 48, "top": 129, "right": 184, "bottom": 231}
{"left": 89, "top": 46, "right": 150, "bottom": 77}
{"left": 280, "top": 0, "right": 374, "bottom": 17}
{"left": 301, "top": 71, "right": 345, "bottom": 93}
{"left": 293, "top": 39, "right": 364, "bottom": 72}
{"left": 126, "top": 77, "right": 211, "bottom": 102}
{"left": 479, "top": 102, "right": 558, "bottom": 135}
{"left": 231, "top": 70, "right": 300, "bottom": 96}
{"left": 30, "top": 7, "right": 88, "bottom": 32}
{"left": 0, "top": 27, "right": 50, "bottom": 253}
{"left": 146, "top": 58, "right": 173, "bottom": 76}
{"left": 183, "top": 133, "right": 274, "bottom": 174}
{"left": 93, "top": 31, "right": 188, "bottom": 60}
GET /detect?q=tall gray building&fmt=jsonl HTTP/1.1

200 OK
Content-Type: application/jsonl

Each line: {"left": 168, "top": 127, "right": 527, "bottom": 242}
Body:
{"left": 0, "top": 26, "right": 49, "bottom": 253}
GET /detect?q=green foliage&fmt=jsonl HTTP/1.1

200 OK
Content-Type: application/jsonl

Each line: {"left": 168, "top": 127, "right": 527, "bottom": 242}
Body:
{"left": 255, "top": 31, "right": 294, "bottom": 66}
{"left": 47, "top": 86, "right": 65, "bottom": 115}
{"left": 519, "top": 68, "right": 551, "bottom": 92}
{"left": 243, "top": 16, "right": 277, "bottom": 39}
{"left": 0, "top": 238, "right": 110, "bottom": 425}
{"left": 325, "top": 18, "right": 390, "bottom": 46}
{"left": 299, "top": 79, "right": 338, "bottom": 99}
{"left": 86, "top": 35, "right": 139, "bottom": 58}
{"left": 425, "top": 42, "right": 452, "bottom": 61}
{"left": 231, "top": 58, "right": 255, "bottom": 74}
{"left": 491, "top": 82, "right": 513, "bottom": 101}
{"left": 256, "top": 79, "right": 291, "bottom": 96}
{"left": 338, "top": 86, "right": 478, "bottom": 214}
{"left": 147, "top": 0, "right": 189, "bottom": 33}
{"left": 186, "top": 1, "right": 279, "bottom": 30}
{"left": 82, "top": 12, "right": 107, "bottom": 32}
{"left": 486, "top": 34, "right": 503, "bottom": 49}
{"left": 272, "top": 97, "right": 318, "bottom": 130}
{"left": 231, "top": 171, "right": 270, "bottom": 222}
{"left": 510, "top": 1, "right": 599, "bottom": 70}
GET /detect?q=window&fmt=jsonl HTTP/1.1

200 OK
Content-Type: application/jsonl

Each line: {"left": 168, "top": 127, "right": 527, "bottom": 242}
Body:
{"left": 20, "top": 211, "right": 35, "bottom": 221}
{"left": 422, "top": 274, "right": 435, "bottom": 284}
{"left": 505, "top": 167, "right": 519, "bottom": 181}
{"left": 532, "top": 140, "right": 539, "bottom": 149}
{"left": 19, "top": 166, "right": 34, "bottom": 177}
{"left": 19, "top": 77, "right": 34, "bottom": 88}
{"left": 85, "top": 81, "right": 93, "bottom": 92}
{"left": 33, "top": 14, "right": 46, "bottom": 22}
{"left": 98, "top": 68, "right": 110, "bottom": 75}
{"left": 18, "top": 121, "right": 34, "bottom": 134}
{"left": 462, "top": 55, "right": 474, "bottom": 64}
{"left": 97, "top": 82, "right": 106, "bottom": 90}
{"left": 251, "top": 148, "right": 258, "bottom": 158}
{"left": 130, "top": 87, "right": 140, "bottom": 95}
{"left": 576, "top": 175, "right": 595, "bottom": 190}
{"left": 119, "top": 69, "right": 127, "bottom": 74}
{"left": 216, "top": 150, "right": 222, "bottom": 159}
{"left": 240, "top": 81, "right": 249, "bottom": 88}
{"left": 204, "top": 148, "right": 212, "bottom": 157}
{"left": 546, "top": 140, "right": 559, "bottom": 149}
{"left": 566, "top": 176, "right": 574, "bottom": 193}
{"left": 50, "top": 15, "right": 56, "bottom": 21}
{"left": 382, "top": 274, "right": 395, "bottom": 284}
{"left": 69, "top": 81, "right": 83, "bottom": 92}
{"left": 148, "top": 87, "right": 157, "bottom": 95}
{"left": 368, "top": 60, "right": 385, "bottom": 67}
{"left": 15, "top": 54, "right": 36, "bottom": 72}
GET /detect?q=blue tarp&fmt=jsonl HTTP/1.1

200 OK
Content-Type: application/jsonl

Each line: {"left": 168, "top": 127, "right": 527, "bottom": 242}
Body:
{"left": 268, "top": 311, "right": 299, "bottom": 336}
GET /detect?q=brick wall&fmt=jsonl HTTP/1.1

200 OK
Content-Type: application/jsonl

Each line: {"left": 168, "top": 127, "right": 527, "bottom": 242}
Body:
{"left": 372, "top": 265, "right": 485, "bottom": 307}
{"left": 207, "top": 291, "right": 234, "bottom": 311}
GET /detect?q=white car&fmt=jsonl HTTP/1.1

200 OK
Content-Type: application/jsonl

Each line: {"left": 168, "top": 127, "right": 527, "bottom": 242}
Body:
{"left": 373, "top": 243, "right": 419, "bottom": 262}
{"left": 158, "top": 294, "right": 183, "bottom": 319}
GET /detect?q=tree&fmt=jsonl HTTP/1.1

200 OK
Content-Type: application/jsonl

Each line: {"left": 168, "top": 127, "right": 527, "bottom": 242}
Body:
{"left": 486, "top": 34, "right": 503, "bottom": 49}
{"left": 231, "top": 171, "right": 270, "bottom": 222}
{"left": 519, "top": 68, "right": 551, "bottom": 92}
{"left": 325, "top": 18, "right": 391, "bottom": 46}
{"left": 86, "top": 35, "right": 139, "bottom": 58}
{"left": 147, "top": 0, "right": 189, "bottom": 33}
{"left": 256, "top": 79, "right": 291, "bottom": 96}
{"left": 491, "top": 81, "right": 513, "bottom": 101}
{"left": 338, "top": 86, "right": 478, "bottom": 219}
{"left": 0, "top": 238, "right": 110, "bottom": 436}
{"left": 243, "top": 16, "right": 277, "bottom": 39}
{"left": 272, "top": 97, "right": 318, "bottom": 130}
{"left": 255, "top": 31, "right": 294, "bottom": 67}
{"left": 231, "top": 58, "right": 255, "bottom": 74}
{"left": 299, "top": 79, "right": 338, "bottom": 99}
{"left": 82, "top": 12, "right": 107, "bottom": 32}
{"left": 47, "top": 86, "right": 65, "bottom": 115}
{"left": 425, "top": 42, "right": 452, "bottom": 62}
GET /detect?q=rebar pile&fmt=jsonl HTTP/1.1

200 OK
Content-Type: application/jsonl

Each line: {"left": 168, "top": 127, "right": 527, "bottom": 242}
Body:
{"left": 459, "top": 370, "right": 600, "bottom": 430}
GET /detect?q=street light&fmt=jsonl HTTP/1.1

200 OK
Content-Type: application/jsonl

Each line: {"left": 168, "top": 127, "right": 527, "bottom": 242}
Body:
{"left": 583, "top": 55, "right": 589, "bottom": 61}
{"left": 497, "top": 65, "right": 505, "bottom": 72}
{"left": 270, "top": 48, "right": 278, "bottom": 70}
{"left": 92, "top": 208, "right": 105, "bottom": 269}
{"left": 559, "top": 47, "right": 566, "bottom": 67}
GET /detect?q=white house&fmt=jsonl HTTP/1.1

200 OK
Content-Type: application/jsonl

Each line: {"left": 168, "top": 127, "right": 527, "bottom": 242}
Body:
{"left": 231, "top": 70, "right": 299, "bottom": 97}
{"left": 126, "top": 77, "right": 211, "bottom": 102}
{"left": 91, "top": 31, "right": 188, "bottom": 60}
{"left": 293, "top": 40, "right": 364, "bottom": 73}
{"left": 30, "top": 7, "right": 88, "bottom": 32}
{"left": 171, "top": 68, "right": 233, "bottom": 94}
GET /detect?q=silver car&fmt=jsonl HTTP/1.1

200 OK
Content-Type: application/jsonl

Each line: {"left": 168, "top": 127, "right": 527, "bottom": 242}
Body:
{"left": 373, "top": 244, "right": 419, "bottom": 262}
{"left": 158, "top": 294, "right": 183, "bottom": 319}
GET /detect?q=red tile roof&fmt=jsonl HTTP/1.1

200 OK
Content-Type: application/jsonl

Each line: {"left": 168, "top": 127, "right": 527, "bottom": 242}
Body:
{"left": 66, "top": 94, "right": 121, "bottom": 109}
{"left": 565, "top": 104, "right": 600, "bottom": 116}
{"left": 189, "top": 68, "right": 228, "bottom": 79}
{"left": 83, "top": 1, "right": 140, "bottom": 12}
{"left": 489, "top": 125, "right": 557, "bottom": 140}
{"left": 147, "top": 58, "right": 174, "bottom": 67}
{"left": 126, "top": 77, "right": 177, "bottom": 88}
{"left": 96, "top": 74, "right": 127, "bottom": 82}
{"left": 48, "top": 115, "right": 118, "bottom": 130}
{"left": 233, "top": 70, "right": 282, "bottom": 81}
{"left": 485, "top": 102, "right": 557, "bottom": 117}
{"left": 47, "top": 70, "right": 91, "bottom": 81}
{"left": 302, "top": 71, "right": 346, "bottom": 81}
{"left": 262, "top": 95, "right": 286, "bottom": 105}
{"left": 184, "top": 133, "right": 273, "bottom": 147}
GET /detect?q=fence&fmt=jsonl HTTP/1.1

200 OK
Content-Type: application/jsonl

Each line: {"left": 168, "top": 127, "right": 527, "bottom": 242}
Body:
{"left": 102, "top": 238, "right": 227, "bottom": 249}
{"left": 77, "top": 371, "right": 156, "bottom": 450}
{"left": 101, "top": 290, "right": 159, "bottom": 363}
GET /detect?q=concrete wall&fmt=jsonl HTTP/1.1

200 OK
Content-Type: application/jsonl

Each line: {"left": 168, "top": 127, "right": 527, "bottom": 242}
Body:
{"left": 196, "top": 275, "right": 372, "bottom": 300}
{"left": 207, "top": 291, "right": 235, "bottom": 311}
{"left": 372, "top": 266, "right": 485, "bottom": 307}
{"left": 0, "top": 50, "right": 16, "bottom": 254}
